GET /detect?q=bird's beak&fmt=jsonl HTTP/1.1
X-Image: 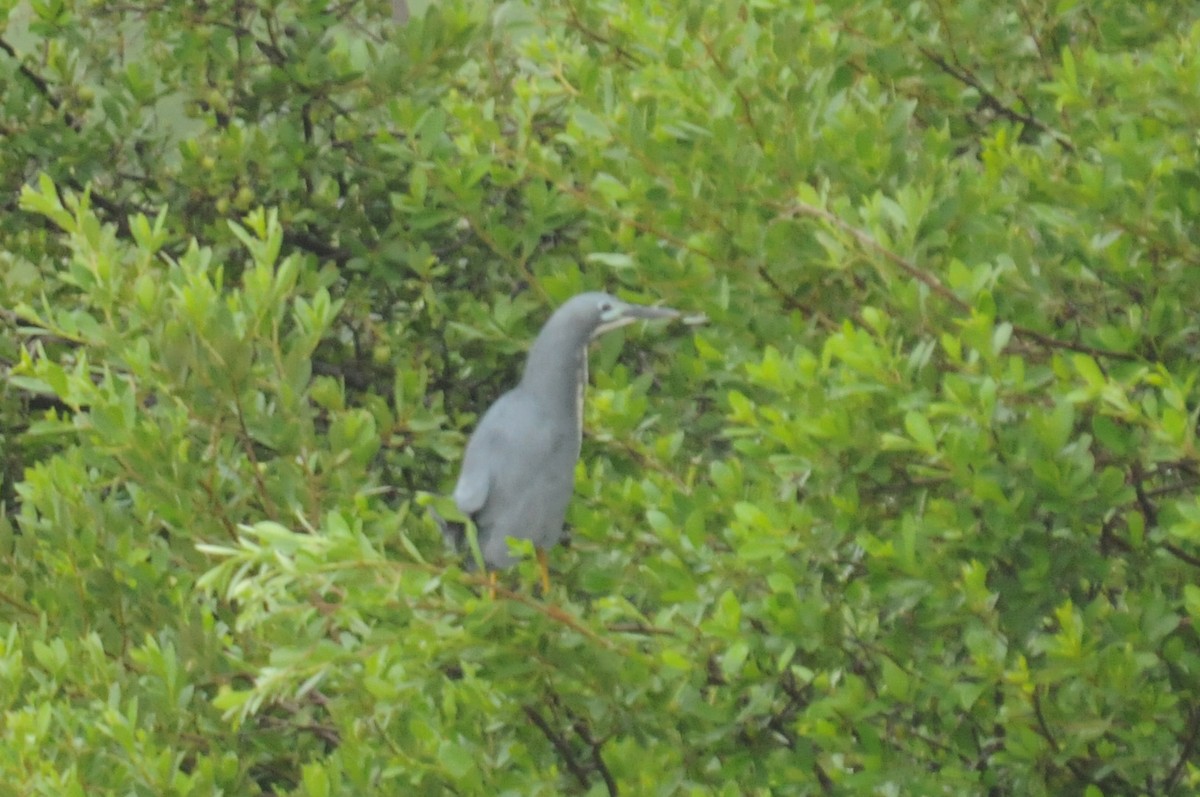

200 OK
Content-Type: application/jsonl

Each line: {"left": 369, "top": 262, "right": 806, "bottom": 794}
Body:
{"left": 622, "top": 304, "right": 681, "bottom": 321}
{"left": 593, "top": 302, "right": 681, "bottom": 338}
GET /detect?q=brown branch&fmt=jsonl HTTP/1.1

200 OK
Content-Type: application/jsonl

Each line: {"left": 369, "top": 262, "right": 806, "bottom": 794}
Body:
{"left": 786, "top": 199, "right": 969, "bottom": 311}
{"left": 0, "top": 588, "right": 38, "bottom": 617}
{"left": 490, "top": 583, "right": 623, "bottom": 651}
{"left": 697, "top": 34, "right": 764, "bottom": 150}
{"left": 198, "top": 471, "right": 241, "bottom": 542}
{"left": 1005, "top": 325, "right": 1138, "bottom": 363}
{"left": 232, "top": 391, "right": 281, "bottom": 521}
{"left": 608, "top": 437, "right": 689, "bottom": 492}
{"left": 562, "top": 0, "right": 643, "bottom": 66}
{"left": 1013, "top": 1, "right": 1054, "bottom": 78}
{"left": 784, "top": 200, "right": 1140, "bottom": 362}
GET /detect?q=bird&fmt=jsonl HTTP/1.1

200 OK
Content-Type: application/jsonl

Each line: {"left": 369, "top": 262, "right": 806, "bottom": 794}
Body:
{"left": 448, "top": 291, "right": 679, "bottom": 592}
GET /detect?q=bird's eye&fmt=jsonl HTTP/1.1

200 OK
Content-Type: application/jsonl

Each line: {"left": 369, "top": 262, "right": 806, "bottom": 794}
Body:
{"left": 598, "top": 300, "right": 613, "bottom": 312}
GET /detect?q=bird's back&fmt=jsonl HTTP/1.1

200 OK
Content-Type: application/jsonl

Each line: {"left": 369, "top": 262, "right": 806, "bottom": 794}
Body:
{"left": 454, "top": 386, "right": 581, "bottom": 568}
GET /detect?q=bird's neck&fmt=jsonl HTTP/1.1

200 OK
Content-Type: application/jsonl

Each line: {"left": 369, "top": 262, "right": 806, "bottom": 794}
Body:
{"left": 519, "top": 324, "right": 590, "bottom": 427}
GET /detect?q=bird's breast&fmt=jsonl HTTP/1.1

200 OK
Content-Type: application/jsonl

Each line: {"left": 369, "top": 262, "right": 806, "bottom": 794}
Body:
{"left": 574, "top": 354, "right": 587, "bottom": 446}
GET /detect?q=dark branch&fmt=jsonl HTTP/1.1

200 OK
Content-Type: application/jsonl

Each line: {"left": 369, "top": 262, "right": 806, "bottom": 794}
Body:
{"left": 562, "top": 0, "right": 643, "bottom": 66}
{"left": 1166, "top": 705, "right": 1200, "bottom": 793}
{"left": 284, "top": 229, "right": 353, "bottom": 265}
{"left": 0, "top": 36, "right": 65, "bottom": 113}
{"left": 1032, "top": 687, "right": 1090, "bottom": 782}
{"left": 523, "top": 705, "right": 591, "bottom": 790}
{"left": 918, "top": 46, "right": 1075, "bottom": 153}
{"left": 571, "top": 717, "right": 618, "bottom": 797}
{"left": 1162, "top": 543, "right": 1200, "bottom": 570}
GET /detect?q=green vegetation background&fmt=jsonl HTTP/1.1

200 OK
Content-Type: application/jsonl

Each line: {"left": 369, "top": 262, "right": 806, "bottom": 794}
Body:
{"left": 2, "top": 0, "right": 1200, "bottom": 793}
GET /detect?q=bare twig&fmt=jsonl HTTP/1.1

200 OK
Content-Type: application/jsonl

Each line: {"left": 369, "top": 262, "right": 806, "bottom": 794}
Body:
{"left": 0, "top": 589, "right": 37, "bottom": 617}
{"left": 489, "top": 583, "right": 624, "bottom": 652}
{"left": 786, "top": 200, "right": 969, "bottom": 311}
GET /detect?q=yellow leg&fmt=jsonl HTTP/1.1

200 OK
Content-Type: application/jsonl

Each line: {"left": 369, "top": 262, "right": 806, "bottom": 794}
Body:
{"left": 536, "top": 548, "right": 551, "bottom": 594}
{"left": 487, "top": 570, "right": 498, "bottom": 599}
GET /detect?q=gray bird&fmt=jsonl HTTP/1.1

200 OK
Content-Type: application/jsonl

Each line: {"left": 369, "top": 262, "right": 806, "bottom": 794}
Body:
{"left": 450, "top": 291, "right": 679, "bottom": 591}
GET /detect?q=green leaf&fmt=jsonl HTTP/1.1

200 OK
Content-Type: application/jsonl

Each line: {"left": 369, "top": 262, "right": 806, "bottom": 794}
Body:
{"left": 437, "top": 740, "right": 474, "bottom": 779}
{"left": 1184, "top": 585, "right": 1200, "bottom": 625}
{"left": 721, "top": 641, "right": 750, "bottom": 679}
{"left": 880, "top": 658, "right": 910, "bottom": 700}
{"left": 904, "top": 411, "right": 936, "bottom": 453}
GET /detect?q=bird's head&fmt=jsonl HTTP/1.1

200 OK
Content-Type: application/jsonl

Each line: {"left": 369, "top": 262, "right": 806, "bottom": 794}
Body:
{"left": 519, "top": 290, "right": 681, "bottom": 406}
{"left": 555, "top": 291, "right": 680, "bottom": 341}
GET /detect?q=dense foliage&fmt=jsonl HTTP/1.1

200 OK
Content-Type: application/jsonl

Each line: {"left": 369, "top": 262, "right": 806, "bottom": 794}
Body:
{"left": 3, "top": 0, "right": 1200, "bottom": 793}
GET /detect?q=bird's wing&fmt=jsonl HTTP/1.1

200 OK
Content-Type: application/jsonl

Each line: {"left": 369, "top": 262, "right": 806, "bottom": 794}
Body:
{"left": 453, "top": 399, "right": 513, "bottom": 516}
{"left": 453, "top": 439, "right": 492, "bottom": 516}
